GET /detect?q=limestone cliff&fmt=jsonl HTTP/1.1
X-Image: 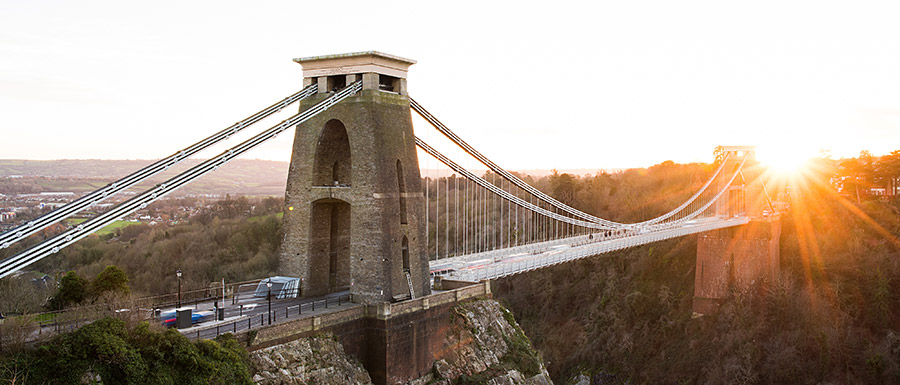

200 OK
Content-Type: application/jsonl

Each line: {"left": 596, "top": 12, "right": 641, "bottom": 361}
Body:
{"left": 250, "top": 335, "right": 373, "bottom": 384}
{"left": 249, "top": 299, "right": 552, "bottom": 385}
{"left": 420, "top": 299, "right": 553, "bottom": 385}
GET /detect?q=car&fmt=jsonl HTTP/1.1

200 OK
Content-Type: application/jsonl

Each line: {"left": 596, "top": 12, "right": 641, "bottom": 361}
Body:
{"left": 159, "top": 309, "right": 214, "bottom": 328}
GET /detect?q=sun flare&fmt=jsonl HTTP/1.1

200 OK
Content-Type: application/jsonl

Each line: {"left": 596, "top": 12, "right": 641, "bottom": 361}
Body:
{"left": 756, "top": 145, "right": 816, "bottom": 176}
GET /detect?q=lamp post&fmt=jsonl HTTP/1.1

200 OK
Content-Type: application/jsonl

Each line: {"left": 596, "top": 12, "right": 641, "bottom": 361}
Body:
{"left": 176, "top": 269, "right": 182, "bottom": 308}
{"left": 266, "top": 281, "right": 273, "bottom": 325}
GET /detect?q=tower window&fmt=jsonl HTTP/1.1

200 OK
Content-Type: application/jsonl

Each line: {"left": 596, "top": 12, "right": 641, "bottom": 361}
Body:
{"left": 378, "top": 74, "right": 400, "bottom": 93}
{"left": 327, "top": 75, "right": 346, "bottom": 92}
{"left": 402, "top": 236, "right": 410, "bottom": 272}
{"left": 397, "top": 160, "right": 408, "bottom": 224}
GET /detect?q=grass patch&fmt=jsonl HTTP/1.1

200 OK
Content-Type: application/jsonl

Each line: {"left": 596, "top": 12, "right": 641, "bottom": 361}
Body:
{"left": 32, "top": 313, "right": 57, "bottom": 323}
{"left": 65, "top": 218, "right": 87, "bottom": 225}
{"left": 66, "top": 218, "right": 138, "bottom": 236}
{"left": 95, "top": 220, "right": 138, "bottom": 236}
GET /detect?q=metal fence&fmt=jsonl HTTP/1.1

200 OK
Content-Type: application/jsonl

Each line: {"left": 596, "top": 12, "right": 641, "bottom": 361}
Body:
{"left": 186, "top": 293, "right": 352, "bottom": 341}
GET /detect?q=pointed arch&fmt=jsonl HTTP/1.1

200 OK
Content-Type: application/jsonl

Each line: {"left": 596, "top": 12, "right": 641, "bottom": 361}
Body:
{"left": 313, "top": 119, "right": 351, "bottom": 186}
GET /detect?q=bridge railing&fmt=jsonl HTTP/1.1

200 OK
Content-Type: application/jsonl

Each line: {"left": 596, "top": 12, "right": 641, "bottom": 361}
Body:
{"left": 185, "top": 293, "right": 353, "bottom": 342}
{"left": 450, "top": 217, "right": 750, "bottom": 282}
{"left": 193, "top": 281, "right": 492, "bottom": 345}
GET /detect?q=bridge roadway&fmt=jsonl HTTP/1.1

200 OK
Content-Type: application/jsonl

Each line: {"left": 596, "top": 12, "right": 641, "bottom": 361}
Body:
{"left": 173, "top": 290, "right": 354, "bottom": 341}
{"left": 431, "top": 216, "right": 751, "bottom": 282}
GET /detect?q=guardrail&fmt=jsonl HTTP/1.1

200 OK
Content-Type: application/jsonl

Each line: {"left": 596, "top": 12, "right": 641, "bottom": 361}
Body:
{"left": 185, "top": 293, "right": 352, "bottom": 341}
{"left": 449, "top": 217, "right": 750, "bottom": 281}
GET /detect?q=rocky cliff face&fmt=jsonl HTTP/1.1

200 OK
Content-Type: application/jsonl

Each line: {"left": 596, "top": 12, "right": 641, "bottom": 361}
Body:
{"left": 422, "top": 299, "right": 553, "bottom": 385}
{"left": 250, "top": 335, "right": 373, "bottom": 385}
{"left": 248, "top": 299, "right": 553, "bottom": 385}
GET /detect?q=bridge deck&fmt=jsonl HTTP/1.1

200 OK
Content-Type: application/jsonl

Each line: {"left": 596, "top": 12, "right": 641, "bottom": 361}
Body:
{"left": 431, "top": 216, "right": 750, "bottom": 282}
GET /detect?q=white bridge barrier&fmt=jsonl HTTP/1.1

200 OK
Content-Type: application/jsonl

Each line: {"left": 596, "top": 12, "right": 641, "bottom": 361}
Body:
{"left": 435, "top": 217, "right": 749, "bottom": 282}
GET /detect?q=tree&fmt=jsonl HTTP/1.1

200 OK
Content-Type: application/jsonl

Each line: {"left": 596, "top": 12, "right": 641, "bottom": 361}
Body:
{"left": 91, "top": 265, "right": 130, "bottom": 297}
{"left": 876, "top": 150, "right": 900, "bottom": 196}
{"left": 0, "top": 276, "right": 51, "bottom": 315}
{"left": 839, "top": 151, "right": 876, "bottom": 202}
{"left": 48, "top": 271, "right": 89, "bottom": 310}
{"left": 549, "top": 171, "right": 579, "bottom": 206}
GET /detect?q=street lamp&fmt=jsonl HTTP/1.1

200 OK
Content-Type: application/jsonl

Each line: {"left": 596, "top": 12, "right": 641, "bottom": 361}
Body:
{"left": 176, "top": 269, "right": 182, "bottom": 308}
{"left": 266, "top": 281, "right": 273, "bottom": 325}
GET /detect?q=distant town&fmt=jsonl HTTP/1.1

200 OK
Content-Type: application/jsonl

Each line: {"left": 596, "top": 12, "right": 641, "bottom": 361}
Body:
{"left": 0, "top": 181, "right": 231, "bottom": 232}
{"left": 0, "top": 159, "right": 293, "bottom": 232}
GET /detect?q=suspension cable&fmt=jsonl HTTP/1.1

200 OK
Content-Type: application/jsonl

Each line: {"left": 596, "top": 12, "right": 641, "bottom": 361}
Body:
{"left": 0, "top": 84, "right": 318, "bottom": 250}
{"left": 416, "top": 137, "right": 748, "bottom": 233}
{"left": 0, "top": 82, "right": 360, "bottom": 278}
{"left": 410, "top": 97, "right": 732, "bottom": 229}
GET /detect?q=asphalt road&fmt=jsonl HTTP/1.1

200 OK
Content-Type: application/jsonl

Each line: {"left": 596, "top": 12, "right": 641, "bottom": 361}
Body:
{"left": 166, "top": 289, "right": 354, "bottom": 340}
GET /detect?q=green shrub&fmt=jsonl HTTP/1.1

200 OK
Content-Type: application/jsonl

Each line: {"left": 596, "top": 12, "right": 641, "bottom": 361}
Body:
{"left": 0, "top": 318, "right": 252, "bottom": 384}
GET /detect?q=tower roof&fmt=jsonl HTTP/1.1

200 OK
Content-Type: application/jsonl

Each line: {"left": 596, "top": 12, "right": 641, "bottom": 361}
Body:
{"left": 293, "top": 51, "right": 416, "bottom": 79}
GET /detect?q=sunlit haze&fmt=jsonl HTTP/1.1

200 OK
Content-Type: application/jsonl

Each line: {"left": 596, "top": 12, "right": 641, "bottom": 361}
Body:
{"left": 756, "top": 144, "right": 819, "bottom": 176}
{"left": 3, "top": 1, "right": 900, "bottom": 170}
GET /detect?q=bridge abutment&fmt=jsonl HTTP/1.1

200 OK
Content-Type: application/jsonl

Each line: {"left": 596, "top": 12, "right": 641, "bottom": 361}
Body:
{"left": 247, "top": 282, "right": 492, "bottom": 385}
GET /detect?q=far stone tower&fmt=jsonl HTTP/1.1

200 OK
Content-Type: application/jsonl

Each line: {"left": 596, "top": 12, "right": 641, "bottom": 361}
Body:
{"left": 279, "top": 51, "right": 431, "bottom": 305}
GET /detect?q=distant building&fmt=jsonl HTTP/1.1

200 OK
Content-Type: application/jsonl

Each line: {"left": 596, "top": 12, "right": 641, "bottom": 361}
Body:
{"left": 0, "top": 211, "right": 15, "bottom": 222}
{"left": 39, "top": 192, "right": 75, "bottom": 197}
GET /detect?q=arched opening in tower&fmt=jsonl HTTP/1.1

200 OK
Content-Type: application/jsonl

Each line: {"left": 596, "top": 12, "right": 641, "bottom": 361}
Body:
{"left": 313, "top": 119, "right": 351, "bottom": 186}
{"left": 401, "top": 236, "right": 410, "bottom": 272}
{"left": 308, "top": 198, "right": 351, "bottom": 294}
{"left": 397, "top": 160, "right": 408, "bottom": 224}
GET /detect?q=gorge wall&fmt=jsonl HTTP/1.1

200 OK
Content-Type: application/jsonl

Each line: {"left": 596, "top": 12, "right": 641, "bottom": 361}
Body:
{"left": 249, "top": 299, "right": 553, "bottom": 385}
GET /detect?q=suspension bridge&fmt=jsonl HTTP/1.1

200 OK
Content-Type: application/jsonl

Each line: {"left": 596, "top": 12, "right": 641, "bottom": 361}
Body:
{"left": 0, "top": 51, "right": 776, "bottom": 313}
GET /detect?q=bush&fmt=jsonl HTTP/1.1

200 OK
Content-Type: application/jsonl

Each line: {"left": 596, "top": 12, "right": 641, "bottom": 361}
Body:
{"left": 0, "top": 318, "right": 252, "bottom": 384}
{"left": 91, "top": 265, "right": 130, "bottom": 297}
{"left": 47, "top": 271, "right": 89, "bottom": 310}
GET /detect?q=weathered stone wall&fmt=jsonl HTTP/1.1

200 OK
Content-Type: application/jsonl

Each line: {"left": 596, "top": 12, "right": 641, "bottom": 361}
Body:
{"left": 247, "top": 298, "right": 553, "bottom": 385}
{"left": 244, "top": 282, "right": 493, "bottom": 385}
{"left": 694, "top": 217, "right": 782, "bottom": 314}
{"left": 330, "top": 284, "right": 494, "bottom": 384}
{"left": 280, "top": 89, "right": 430, "bottom": 304}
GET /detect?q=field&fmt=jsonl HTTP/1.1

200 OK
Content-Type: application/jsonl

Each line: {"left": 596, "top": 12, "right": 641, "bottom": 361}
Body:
{"left": 66, "top": 218, "right": 138, "bottom": 236}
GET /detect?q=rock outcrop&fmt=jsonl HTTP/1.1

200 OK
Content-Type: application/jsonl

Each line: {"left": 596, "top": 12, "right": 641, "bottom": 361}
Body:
{"left": 248, "top": 299, "right": 552, "bottom": 385}
{"left": 250, "top": 334, "right": 372, "bottom": 385}
{"left": 423, "top": 300, "right": 553, "bottom": 385}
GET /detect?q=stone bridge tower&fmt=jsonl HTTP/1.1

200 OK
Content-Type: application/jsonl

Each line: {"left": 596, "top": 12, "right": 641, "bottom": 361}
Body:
{"left": 694, "top": 146, "right": 781, "bottom": 314}
{"left": 280, "top": 51, "right": 430, "bottom": 305}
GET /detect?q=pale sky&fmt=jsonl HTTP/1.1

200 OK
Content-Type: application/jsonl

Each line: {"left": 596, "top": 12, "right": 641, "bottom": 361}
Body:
{"left": 2, "top": 0, "right": 900, "bottom": 170}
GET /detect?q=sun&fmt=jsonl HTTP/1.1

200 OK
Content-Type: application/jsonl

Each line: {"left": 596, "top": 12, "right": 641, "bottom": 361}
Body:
{"left": 756, "top": 144, "right": 815, "bottom": 176}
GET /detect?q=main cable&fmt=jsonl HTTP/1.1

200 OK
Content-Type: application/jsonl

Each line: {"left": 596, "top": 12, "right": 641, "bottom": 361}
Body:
{"left": 0, "top": 84, "right": 318, "bottom": 250}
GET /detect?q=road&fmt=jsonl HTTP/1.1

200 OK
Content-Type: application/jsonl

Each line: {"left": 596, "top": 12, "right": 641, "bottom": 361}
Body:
{"left": 167, "top": 289, "right": 354, "bottom": 340}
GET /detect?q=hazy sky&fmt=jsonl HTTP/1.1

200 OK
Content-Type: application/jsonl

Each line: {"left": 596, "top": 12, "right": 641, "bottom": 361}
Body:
{"left": 2, "top": 0, "right": 900, "bottom": 170}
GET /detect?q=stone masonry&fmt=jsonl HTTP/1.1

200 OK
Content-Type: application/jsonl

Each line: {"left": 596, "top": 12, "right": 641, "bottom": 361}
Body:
{"left": 694, "top": 147, "right": 781, "bottom": 314}
{"left": 280, "top": 52, "right": 430, "bottom": 305}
